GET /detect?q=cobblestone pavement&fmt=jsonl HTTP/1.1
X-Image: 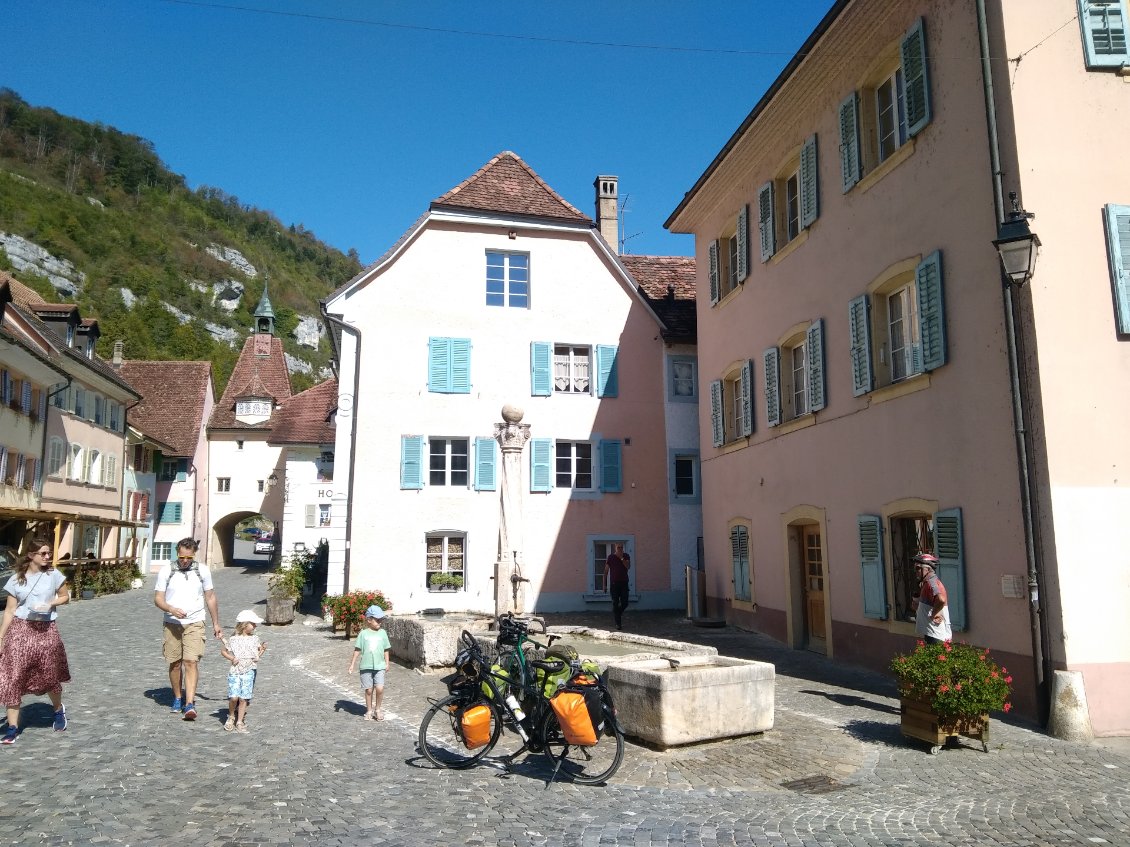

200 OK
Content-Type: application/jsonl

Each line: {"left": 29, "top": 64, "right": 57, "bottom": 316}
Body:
{"left": 1, "top": 567, "right": 1127, "bottom": 846}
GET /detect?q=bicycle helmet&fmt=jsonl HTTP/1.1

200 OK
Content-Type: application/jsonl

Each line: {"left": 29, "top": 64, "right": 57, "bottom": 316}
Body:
{"left": 912, "top": 552, "right": 940, "bottom": 569}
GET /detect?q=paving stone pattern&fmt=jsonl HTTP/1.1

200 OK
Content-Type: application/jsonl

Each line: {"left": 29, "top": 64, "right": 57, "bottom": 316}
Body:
{"left": 1, "top": 568, "right": 1127, "bottom": 846}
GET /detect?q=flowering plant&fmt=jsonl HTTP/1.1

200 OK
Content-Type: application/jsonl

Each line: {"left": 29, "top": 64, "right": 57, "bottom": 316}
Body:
{"left": 322, "top": 589, "right": 392, "bottom": 638}
{"left": 890, "top": 640, "right": 1013, "bottom": 720}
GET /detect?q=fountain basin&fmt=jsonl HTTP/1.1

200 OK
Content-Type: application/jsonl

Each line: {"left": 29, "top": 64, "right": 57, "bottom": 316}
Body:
{"left": 607, "top": 655, "right": 775, "bottom": 748}
{"left": 384, "top": 612, "right": 494, "bottom": 668}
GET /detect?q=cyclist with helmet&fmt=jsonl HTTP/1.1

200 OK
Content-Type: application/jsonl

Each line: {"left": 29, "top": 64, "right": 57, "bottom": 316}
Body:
{"left": 911, "top": 553, "right": 951, "bottom": 644}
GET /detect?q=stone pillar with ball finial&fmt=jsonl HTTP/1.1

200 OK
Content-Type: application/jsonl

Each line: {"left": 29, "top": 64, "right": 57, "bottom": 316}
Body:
{"left": 494, "top": 404, "right": 531, "bottom": 615}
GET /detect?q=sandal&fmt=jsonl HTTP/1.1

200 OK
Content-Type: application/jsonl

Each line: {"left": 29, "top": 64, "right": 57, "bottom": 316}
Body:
{"left": 375, "top": 709, "right": 385, "bottom": 721}
{"left": 364, "top": 710, "right": 373, "bottom": 720}
{"left": 235, "top": 722, "right": 249, "bottom": 733}
{"left": 224, "top": 717, "right": 236, "bottom": 732}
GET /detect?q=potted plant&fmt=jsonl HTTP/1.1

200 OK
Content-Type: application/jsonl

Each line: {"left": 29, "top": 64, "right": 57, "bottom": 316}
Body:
{"left": 266, "top": 557, "right": 306, "bottom": 625}
{"left": 890, "top": 640, "right": 1013, "bottom": 754}
{"left": 428, "top": 572, "right": 463, "bottom": 592}
{"left": 322, "top": 589, "right": 392, "bottom": 638}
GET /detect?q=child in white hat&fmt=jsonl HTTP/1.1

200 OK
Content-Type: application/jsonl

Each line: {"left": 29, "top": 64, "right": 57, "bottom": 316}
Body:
{"left": 219, "top": 609, "right": 267, "bottom": 732}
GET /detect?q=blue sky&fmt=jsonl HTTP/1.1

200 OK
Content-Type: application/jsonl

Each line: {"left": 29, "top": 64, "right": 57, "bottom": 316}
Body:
{"left": 5, "top": 0, "right": 836, "bottom": 265}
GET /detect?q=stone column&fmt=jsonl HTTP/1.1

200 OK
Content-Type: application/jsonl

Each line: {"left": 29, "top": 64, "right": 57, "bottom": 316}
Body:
{"left": 494, "top": 404, "right": 531, "bottom": 616}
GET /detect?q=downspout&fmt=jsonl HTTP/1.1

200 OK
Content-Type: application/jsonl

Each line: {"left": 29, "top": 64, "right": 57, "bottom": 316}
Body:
{"left": 320, "top": 307, "right": 360, "bottom": 595}
{"left": 976, "top": 0, "right": 1049, "bottom": 723}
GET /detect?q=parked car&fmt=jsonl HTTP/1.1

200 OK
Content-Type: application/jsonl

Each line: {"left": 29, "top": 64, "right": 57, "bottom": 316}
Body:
{"left": 254, "top": 540, "right": 275, "bottom": 555}
{"left": 239, "top": 527, "right": 264, "bottom": 539}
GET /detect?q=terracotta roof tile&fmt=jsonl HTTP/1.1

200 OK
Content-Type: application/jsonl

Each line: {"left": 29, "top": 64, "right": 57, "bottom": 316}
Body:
{"left": 620, "top": 255, "right": 698, "bottom": 343}
{"left": 208, "top": 334, "right": 292, "bottom": 430}
{"left": 118, "top": 361, "right": 213, "bottom": 456}
{"left": 431, "top": 151, "right": 591, "bottom": 224}
{"left": 269, "top": 378, "right": 337, "bottom": 445}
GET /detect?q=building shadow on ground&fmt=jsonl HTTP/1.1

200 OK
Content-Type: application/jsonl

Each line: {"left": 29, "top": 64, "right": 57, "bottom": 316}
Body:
{"left": 799, "top": 689, "right": 901, "bottom": 715}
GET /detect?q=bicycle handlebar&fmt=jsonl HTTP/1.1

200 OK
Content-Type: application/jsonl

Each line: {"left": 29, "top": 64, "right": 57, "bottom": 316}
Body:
{"left": 528, "top": 658, "right": 567, "bottom": 675}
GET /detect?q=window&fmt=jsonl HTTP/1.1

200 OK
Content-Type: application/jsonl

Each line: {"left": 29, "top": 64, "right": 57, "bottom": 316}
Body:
{"left": 21, "top": 381, "right": 32, "bottom": 415}
{"left": 236, "top": 440, "right": 244, "bottom": 450}
{"left": 669, "top": 356, "right": 697, "bottom": 401}
{"left": 87, "top": 449, "right": 102, "bottom": 485}
{"left": 429, "top": 438, "right": 469, "bottom": 486}
{"left": 848, "top": 252, "right": 946, "bottom": 395}
{"left": 709, "top": 361, "right": 753, "bottom": 447}
{"left": 675, "top": 458, "right": 694, "bottom": 495}
{"left": 730, "top": 523, "right": 752, "bottom": 602}
{"left": 708, "top": 207, "right": 748, "bottom": 304}
{"left": 14, "top": 454, "right": 25, "bottom": 487}
{"left": 0, "top": 446, "right": 7, "bottom": 483}
{"left": 0, "top": 370, "right": 9, "bottom": 405}
{"left": 306, "top": 504, "right": 332, "bottom": 527}
{"left": 69, "top": 443, "right": 84, "bottom": 481}
{"left": 840, "top": 18, "right": 931, "bottom": 192}
{"left": 889, "top": 514, "right": 934, "bottom": 623}
{"left": 73, "top": 388, "right": 85, "bottom": 419}
{"left": 103, "top": 456, "right": 117, "bottom": 488}
{"left": 485, "top": 251, "right": 529, "bottom": 308}
{"left": 427, "top": 337, "right": 471, "bottom": 394}
{"left": 1104, "top": 204, "right": 1130, "bottom": 334}
{"left": 47, "top": 437, "right": 65, "bottom": 478}
{"left": 94, "top": 395, "right": 105, "bottom": 426}
{"left": 670, "top": 451, "right": 701, "bottom": 504}
{"left": 319, "top": 504, "right": 331, "bottom": 527}
{"left": 553, "top": 345, "right": 591, "bottom": 394}
{"left": 217, "top": 477, "right": 231, "bottom": 493}
{"left": 1079, "top": 0, "right": 1129, "bottom": 68}
{"left": 109, "top": 402, "right": 120, "bottom": 431}
{"left": 152, "top": 542, "right": 174, "bottom": 561}
{"left": 160, "top": 459, "right": 178, "bottom": 482}
{"left": 257, "top": 480, "right": 266, "bottom": 493}
{"left": 591, "top": 539, "right": 631, "bottom": 593}
{"left": 758, "top": 136, "right": 819, "bottom": 263}
{"left": 158, "top": 501, "right": 182, "bottom": 524}
{"left": 426, "top": 532, "right": 465, "bottom": 590}
{"left": 555, "top": 441, "right": 592, "bottom": 489}
{"left": 236, "top": 399, "right": 271, "bottom": 418}
{"left": 764, "top": 320, "right": 826, "bottom": 426}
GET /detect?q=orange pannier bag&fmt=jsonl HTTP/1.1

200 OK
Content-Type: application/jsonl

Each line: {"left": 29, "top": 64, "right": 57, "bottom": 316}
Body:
{"left": 550, "top": 678, "right": 601, "bottom": 747}
{"left": 459, "top": 704, "right": 492, "bottom": 749}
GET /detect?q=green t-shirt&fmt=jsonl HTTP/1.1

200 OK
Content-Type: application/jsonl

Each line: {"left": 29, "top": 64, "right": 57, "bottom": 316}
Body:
{"left": 354, "top": 627, "right": 391, "bottom": 671}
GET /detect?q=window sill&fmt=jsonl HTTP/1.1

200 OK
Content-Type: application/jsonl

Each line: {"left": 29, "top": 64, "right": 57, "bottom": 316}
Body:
{"left": 858, "top": 138, "right": 916, "bottom": 195}
{"left": 769, "top": 229, "right": 809, "bottom": 265}
{"left": 719, "top": 437, "right": 750, "bottom": 455}
{"left": 731, "top": 598, "right": 756, "bottom": 612}
{"left": 713, "top": 283, "right": 743, "bottom": 309}
{"left": 769, "top": 414, "right": 816, "bottom": 436}
{"left": 868, "top": 372, "right": 931, "bottom": 405}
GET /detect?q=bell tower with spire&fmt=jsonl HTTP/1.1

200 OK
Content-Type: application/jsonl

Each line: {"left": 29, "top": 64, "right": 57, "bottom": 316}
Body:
{"left": 254, "top": 277, "right": 276, "bottom": 337}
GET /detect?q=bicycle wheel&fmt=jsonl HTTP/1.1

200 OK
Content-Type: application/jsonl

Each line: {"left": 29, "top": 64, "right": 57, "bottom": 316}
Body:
{"left": 540, "top": 702, "right": 625, "bottom": 785}
{"left": 418, "top": 695, "right": 502, "bottom": 769}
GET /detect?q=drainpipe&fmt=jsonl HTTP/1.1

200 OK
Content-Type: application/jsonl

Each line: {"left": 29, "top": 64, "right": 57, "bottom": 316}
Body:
{"left": 976, "top": 0, "right": 1049, "bottom": 724}
{"left": 320, "top": 307, "right": 360, "bottom": 595}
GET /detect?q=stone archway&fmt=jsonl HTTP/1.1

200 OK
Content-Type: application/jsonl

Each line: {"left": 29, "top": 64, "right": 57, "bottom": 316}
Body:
{"left": 208, "top": 509, "right": 274, "bottom": 570}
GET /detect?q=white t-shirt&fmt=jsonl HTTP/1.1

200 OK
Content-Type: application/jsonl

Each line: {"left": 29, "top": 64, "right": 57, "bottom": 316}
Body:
{"left": 4, "top": 570, "right": 66, "bottom": 621}
{"left": 154, "top": 560, "right": 214, "bottom": 625}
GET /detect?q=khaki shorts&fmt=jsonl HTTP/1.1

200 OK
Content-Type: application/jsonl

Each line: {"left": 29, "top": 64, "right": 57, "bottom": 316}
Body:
{"left": 163, "top": 621, "right": 206, "bottom": 663}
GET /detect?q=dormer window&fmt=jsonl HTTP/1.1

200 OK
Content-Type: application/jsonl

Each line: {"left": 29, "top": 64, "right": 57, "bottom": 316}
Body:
{"left": 66, "top": 324, "right": 75, "bottom": 346}
{"left": 86, "top": 337, "right": 95, "bottom": 358}
{"left": 235, "top": 398, "right": 272, "bottom": 424}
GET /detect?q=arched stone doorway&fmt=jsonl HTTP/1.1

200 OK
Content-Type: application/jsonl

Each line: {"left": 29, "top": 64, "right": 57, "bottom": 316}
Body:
{"left": 208, "top": 509, "right": 278, "bottom": 570}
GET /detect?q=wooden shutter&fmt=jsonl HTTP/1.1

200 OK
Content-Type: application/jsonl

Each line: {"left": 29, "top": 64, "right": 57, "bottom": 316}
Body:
{"left": 21, "top": 382, "right": 32, "bottom": 414}
{"left": 530, "top": 438, "right": 552, "bottom": 492}
{"left": 1079, "top": 0, "right": 1129, "bottom": 68}
{"left": 799, "top": 134, "right": 819, "bottom": 229}
{"left": 427, "top": 337, "right": 450, "bottom": 393}
{"left": 731, "top": 526, "right": 751, "bottom": 601}
{"left": 848, "top": 294, "right": 874, "bottom": 396}
{"left": 451, "top": 338, "right": 471, "bottom": 393}
{"left": 473, "top": 437, "right": 497, "bottom": 492}
{"left": 1104, "top": 204, "right": 1130, "bottom": 334}
{"left": 763, "top": 348, "right": 781, "bottom": 427}
{"left": 901, "top": 18, "right": 931, "bottom": 137}
{"left": 757, "top": 181, "right": 776, "bottom": 262}
{"left": 736, "top": 206, "right": 749, "bottom": 283}
{"left": 858, "top": 515, "right": 888, "bottom": 619}
{"left": 740, "top": 360, "right": 754, "bottom": 437}
{"left": 305, "top": 505, "right": 317, "bottom": 528}
{"left": 599, "top": 440, "right": 622, "bottom": 493}
{"left": 530, "top": 342, "right": 552, "bottom": 396}
{"left": 839, "top": 92, "right": 861, "bottom": 192}
{"left": 708, "top": 240, "right": 720, "bottom": 305}
{"left": 710, "top": 379, "right": 724, "bottom": 447}
{"left": 916, "top": 251, "right": 947, "bottom": 371}
{"left": 596, "top": 345, "right": 619, "bottom": 398}
{"left": 400, "top": 435, "right": 424, "bottom": 490}
{"left": 934, "top": 507, "right": 967, "bottom": 631}
{"left": 806, "top": 319, "right": 826, "bottom": 413}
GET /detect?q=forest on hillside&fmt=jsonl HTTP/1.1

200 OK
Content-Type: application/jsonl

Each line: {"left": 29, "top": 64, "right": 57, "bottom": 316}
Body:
{"left": 0, "top": 88, "right": 363, "bottom": 394}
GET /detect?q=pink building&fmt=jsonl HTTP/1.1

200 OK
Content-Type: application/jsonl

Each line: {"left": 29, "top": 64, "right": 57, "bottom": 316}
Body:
{"left": 666, "top": 0, "right": 1130, "bottom": 734}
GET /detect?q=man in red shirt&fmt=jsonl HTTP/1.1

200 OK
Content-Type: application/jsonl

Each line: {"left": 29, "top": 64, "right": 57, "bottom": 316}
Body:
{"left": 604, "top": 544, "right": 631, "bottom": 630}
{"left": 911, "top": 553, "right": 951, "bottom": 644}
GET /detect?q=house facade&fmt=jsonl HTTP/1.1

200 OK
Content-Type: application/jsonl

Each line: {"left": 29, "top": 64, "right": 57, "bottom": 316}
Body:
{"left": 322, "top": 153, "right": 698, "bottom": 614}
{"left": 666, "top": 0, "right": 1130, "bottom": 734}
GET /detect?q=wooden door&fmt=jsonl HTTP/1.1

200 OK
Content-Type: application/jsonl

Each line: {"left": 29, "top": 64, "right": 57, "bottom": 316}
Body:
{"left": 803, "top": 526, "right": 826, "bottom": 649}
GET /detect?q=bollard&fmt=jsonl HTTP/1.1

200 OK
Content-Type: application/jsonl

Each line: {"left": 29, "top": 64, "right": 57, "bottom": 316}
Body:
{"left": 1048, "top": 669, "right": 1094, "bottom": 742}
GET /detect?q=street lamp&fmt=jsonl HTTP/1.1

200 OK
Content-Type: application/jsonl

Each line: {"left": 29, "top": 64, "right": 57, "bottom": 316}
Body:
{"left": 994, "top": 192, "right": 1041, "bottom": 285}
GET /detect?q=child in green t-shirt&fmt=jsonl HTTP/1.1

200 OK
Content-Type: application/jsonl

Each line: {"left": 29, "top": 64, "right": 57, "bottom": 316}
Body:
{"left": 347, "top": 605, "right": 391, "bottom": 720}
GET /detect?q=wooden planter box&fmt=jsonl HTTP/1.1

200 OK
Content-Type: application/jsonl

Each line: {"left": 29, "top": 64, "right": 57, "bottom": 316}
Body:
{"left": 900, "top": 696, "right": 989, "bottom": 754}
{"left": 265, "top": 597, "right": 295, "bottom": 625}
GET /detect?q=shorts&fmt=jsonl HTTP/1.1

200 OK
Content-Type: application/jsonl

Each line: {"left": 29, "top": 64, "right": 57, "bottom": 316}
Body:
{"left": 227, "top": 669, "right": 257, "bottom": 700}
{"left": 163, "top": 621, "right": 206, "bottom": 663}
{"left": 359, "top": 669, "right": 386, "bottom": 690}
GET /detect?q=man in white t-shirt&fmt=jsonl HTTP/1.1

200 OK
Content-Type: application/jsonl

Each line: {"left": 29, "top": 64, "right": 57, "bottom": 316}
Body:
{"left": 153, "top": 538, "right": 222, "bottom": 720}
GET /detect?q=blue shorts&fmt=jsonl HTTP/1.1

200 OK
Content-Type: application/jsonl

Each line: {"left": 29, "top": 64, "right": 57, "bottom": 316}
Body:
{"left": 227, "top": 669, "right": 256, "bottom": 700}
{"left": 360, "top": 669, "right": 386, "bottom": 690}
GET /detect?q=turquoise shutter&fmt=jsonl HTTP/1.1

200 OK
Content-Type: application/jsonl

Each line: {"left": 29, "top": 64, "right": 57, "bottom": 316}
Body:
{"left": 530, "top": 438, "right": 552, "bottom": 492}
{"left": 1079, "top": 0, "right": 1129, "bottom": 68}
{"left": 806, "top": 319, "right": 826, "bottom": 413}
{"left": 599, "top": 439, "right": 622, "bottom": 493}
{"left": 21, "top": 382, "right": 32, "bottom": 413}
{"left": 839, "top": 92, "right": 861, "bottom": 192}
{"left": 450, "top": 338, "right": 471, "bottom": 393}
{"left": 934, "top": 507, "right": 967, "bottom": 631}
{"left": 175, "top": 459, "right": 188, "bottom": 482}
{"left": 740, "top": 359, "right": 754, "bottom": 437}
{"left": 427, "top": 337, "right": 450, "bottom": 393}
{"left": 596, "top": 345, "right": 619, "bottom": 398}
{"left": 160, "top": 502, "right": 181, "bottom": 524}
{"left": 916, "top": 251, "right": 947, "bottom": 371}
{"left": 900, "top": 18, "right": 931, "bottom": 137}
{"left": 848, "top": 294, "right": 874, "bottom": 396}
{"left": 400, "top": 435, "right": 424, "bottom": 490}
{"left": 708, "top": 240, "right": 720, "bottom": 305}
{"left": 1104, "top": 204, "right": 1130, "bottom": 334}
{"left": 736, "top": 206, "right": 749, "bottom": 283}
{"left": 731, "top": 526, "right": 751, "bottom": 601}
{"left": 799, "top": 134, "right": 819, "bottom": 229}
{"left": 530, "top": 341, "right": 552, "bottom": 396}
{"left": 763, "top": 347, "right": 781, "bottom": 427}
{"left": 473, "top": 437, "right": 497, "bottom": 492}
{"left": 709, "top": 379, "right": 724, "bottom": 447}
{"left": 858, "top": 515, "right": 887, "bottom": 620}
{"left": 757, "top": 181, "right": 775, "bottom": 262}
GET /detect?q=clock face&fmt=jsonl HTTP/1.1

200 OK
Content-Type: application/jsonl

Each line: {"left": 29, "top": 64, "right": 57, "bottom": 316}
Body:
{"left": 254, "top": 334, "right": 271, "bottom": 356}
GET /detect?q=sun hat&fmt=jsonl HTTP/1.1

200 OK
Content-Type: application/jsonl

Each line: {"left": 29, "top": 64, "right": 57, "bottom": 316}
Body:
{"left": 365, "top": 605, "right": 386, "bottom": 620}
{"left": 236, "top": 609, "right": 264, "bottom": 624}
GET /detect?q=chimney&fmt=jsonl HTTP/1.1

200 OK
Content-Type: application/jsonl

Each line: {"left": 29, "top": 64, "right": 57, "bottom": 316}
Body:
{"left": 112, "top": 339, "right": 124, "bottom": 368}
{"left": 594, "top": 175, "right": 619, "bottom": 254}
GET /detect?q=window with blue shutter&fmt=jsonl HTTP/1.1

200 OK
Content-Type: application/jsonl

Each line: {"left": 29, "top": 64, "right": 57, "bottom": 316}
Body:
{"left": 806, "top": 319, "right": 826, "bottom": 412}
{"left": 0, "top": 370, "right": 8, "bottom": 405}
{"left": 900, "top": 18, "right": 931, "bottom": 137}
{"left": 473, "top": 437, "right": 497, "bottom": 492}
{"left": 708, "top": 241, "right": 720, "bottom": 305}
{"left": 159, "top": 501, "right": 182, "bottom": 524}
{"left": 21, "top": 382, "right": 32, "bottom": 414}
{"left": 709, "top": 379, "right": 724, "bottom": 447}
{"left": 731, "top": 525, "right": 751, "bottom": 601}
{"left": 799, "top": 135, "right": 819, "bottom": 229}
{"left": 858, "top": 515, "right": 888, "bottom": 619}
{"left": 839, "top": 93, "right": 861, "bottom": 192}
{"left": 530, "top": 342, "right": 552, "bottom": 396}
{"left": 175, "top": 459, "right": 188, "bottom": 482}
{"left": 599, "top": 440, "right": 622, "bottom": 493}
{"left": 530, "top": 438, "right": 552, "bottom": 492}
{"left": 595, "top": 345, "right": 619, "bottom": 398}
{"left": 740, "top": 360, "right": 754, "bottom": 437}
{"left": 400, "top": 435, "right": 424, "bottom": 490}
{"left": 763, "top": 348, "right": 781, "bottom": 427}
{"left": 934, "top": 507, "right": 967, "bottom": 631}
{"left": 428, "top": 337, "right": 472, "bottom": 394}
{"left": 757, "top": 182, "right": 776, "bottom": 262}
{"left": 916, "top": 251, "right": 946, "bottom": 371}
{"left": 736, "top": 206, "right": 749, "bottom": 283}
{"left": 1079, "top": 0, "right": 1129, "bottom": 68}
{"left": 1104, "top": 204, "right": 1130, "bottom": 334}
{"left": 848, "top": 294, "right": 874, "bottom": 396}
